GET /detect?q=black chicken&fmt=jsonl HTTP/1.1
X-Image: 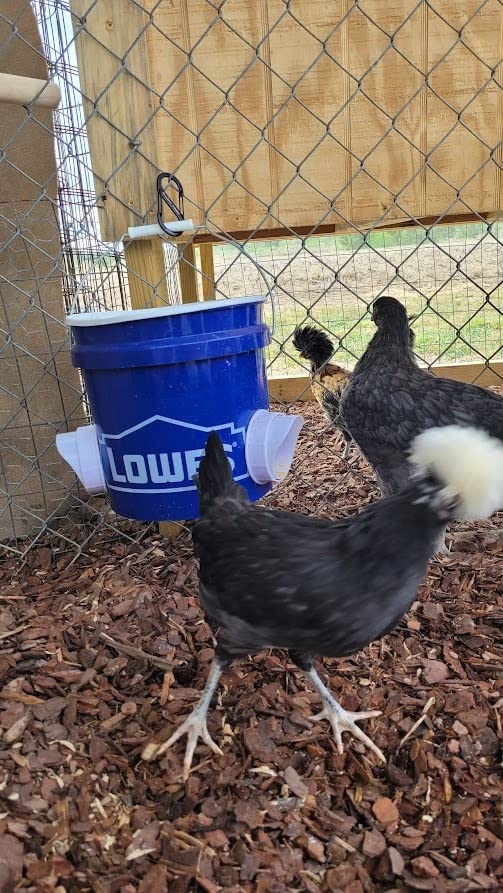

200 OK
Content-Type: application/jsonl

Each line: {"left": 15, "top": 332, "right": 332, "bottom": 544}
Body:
{"left": 292, "top": 325, "right": 353, "bottom": 458}
{"left": 293, "top": 321, "right": 416, "bottom": 461}
{"left": 340, "top": 296, "right": 503, "bottom": 497}
{"left": 143, "top": 425, "right": 503, "bottom": 778}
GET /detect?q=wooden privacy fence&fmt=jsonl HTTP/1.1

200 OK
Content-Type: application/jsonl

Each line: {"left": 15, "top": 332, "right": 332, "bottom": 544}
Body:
{"left": 72, "top": 0, "right": 503, "bottom": 238}
{"left": 69, "top": 0, "right": 503, "bottom": 391}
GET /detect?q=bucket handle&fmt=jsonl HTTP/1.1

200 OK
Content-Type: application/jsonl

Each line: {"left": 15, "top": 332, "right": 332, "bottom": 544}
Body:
{"left": 70, "top": 233, "right": 276, "bottom": 335}
{"left": 207, "top": 231, "right": 276, "bottom": 335}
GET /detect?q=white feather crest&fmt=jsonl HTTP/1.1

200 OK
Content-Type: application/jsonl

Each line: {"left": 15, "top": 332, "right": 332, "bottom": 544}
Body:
{"left": 410, "top": 425, "right": 503, "bottom": 520}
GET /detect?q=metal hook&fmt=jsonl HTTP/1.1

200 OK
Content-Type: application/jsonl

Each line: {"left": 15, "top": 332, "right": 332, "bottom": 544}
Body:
{"left": 157, "top": 172, "right": 185, "bottom": 237}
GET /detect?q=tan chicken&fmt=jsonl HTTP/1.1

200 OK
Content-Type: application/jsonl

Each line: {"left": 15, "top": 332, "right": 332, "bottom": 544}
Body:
{"left": 292, "top": 325, "right": 353, "bottom": 457}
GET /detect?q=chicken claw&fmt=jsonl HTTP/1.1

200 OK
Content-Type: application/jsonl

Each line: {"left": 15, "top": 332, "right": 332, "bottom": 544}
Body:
{"left": 434, "top": 530, "right": 450, "bottom": 556}
{"left": 310, "top": 703, "right": 385, "bottom": 762}
{"left": 142, "top": 657, "right": 225, "bottom": 779}
{"left": 146, "top": 710, "right": 223, "bottom": 779}
{"left": 308, "top": 666, "right": 385, "bottom": 763}
{"left": 341, "top": 440, "right": 352, "bottom": 460}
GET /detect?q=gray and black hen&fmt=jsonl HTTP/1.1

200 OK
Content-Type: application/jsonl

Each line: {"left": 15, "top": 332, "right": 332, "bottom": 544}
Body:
{"left": 143, "top": 424, "right": 503, "bottom": 778}
{"left": 339, "top": 296, "right": 503, "bottom": 497}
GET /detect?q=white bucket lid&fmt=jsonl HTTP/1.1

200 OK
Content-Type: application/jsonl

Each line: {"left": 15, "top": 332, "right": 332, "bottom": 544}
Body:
{"left": 66, "top": 296, "right": 266, "bottom": 327}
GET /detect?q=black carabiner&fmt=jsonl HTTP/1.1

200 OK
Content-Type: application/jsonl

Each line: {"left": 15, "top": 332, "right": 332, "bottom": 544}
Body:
{"left": 157, "top": 172, "right": 185, "bottom": 237}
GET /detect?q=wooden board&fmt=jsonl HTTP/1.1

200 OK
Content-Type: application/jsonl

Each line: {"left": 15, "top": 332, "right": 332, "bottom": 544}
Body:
{"left": 179, "top": 243, "right": 199, "bottom": 303}
{"left": 70, "top": 0, "right": 160, "bottom": 240}
{"left": 199, "top": 244, "right": 215, "bottom": 299}
{"left": 268, "top": 361, "right": 503, "bottom": 403}
{"left": 71, "top": 0, "right": 503, "bottom": 241}
{"left": 0, "top": 2, "right": 84, "bottom": 540}
{"left": 125, "top": 240, "right": 170, "bottom": 309}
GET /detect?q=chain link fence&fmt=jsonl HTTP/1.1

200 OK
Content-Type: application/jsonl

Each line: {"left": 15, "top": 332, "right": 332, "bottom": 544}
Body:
{"left": 1, "top": 0, "right": 502, "bottom": 560}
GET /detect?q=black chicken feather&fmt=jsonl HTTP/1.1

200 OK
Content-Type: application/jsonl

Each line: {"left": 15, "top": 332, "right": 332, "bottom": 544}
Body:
{"left": 339, "top": 296, "right": 503, "bottom": 496}
{"left": 195, "top": 472, "right": 438, "bottom": 662}
{"left": 143, "top": 426, "right": 503, "bottom": 776}
{"left": 292, "top": 325, "right": 353, "bottom": 454}
{"left": 292, "top": 324, "right": 335, "bottom": 371}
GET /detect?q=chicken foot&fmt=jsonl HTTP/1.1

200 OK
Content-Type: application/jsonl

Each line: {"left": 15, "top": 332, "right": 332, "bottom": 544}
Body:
{"left": 142, "top": 657, "right": 226, "bottom": 778}
{"left": 307, "top": 666, "right": 385, "bottom": 763}
{"left": 341, "top": 438, "right": 352, "bottom": 460}
{"left": 435, "top": 526, "right": 449, "bottom": 556}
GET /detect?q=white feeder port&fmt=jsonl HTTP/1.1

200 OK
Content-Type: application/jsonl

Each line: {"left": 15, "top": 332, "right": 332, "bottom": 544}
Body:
{"left": 56, "top": 425, "right": 106, "bottom": 495}
{"left": 56, "top": 410, "right": 303, "bottom": 496}
{"left": 245, "top": 409, "right": 304, "bottom": 485}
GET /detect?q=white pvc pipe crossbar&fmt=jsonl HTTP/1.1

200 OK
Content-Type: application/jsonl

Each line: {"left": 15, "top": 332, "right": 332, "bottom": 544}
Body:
{"left": 0, "top": 73, "right": 61, "bottom": 109}
{"left": 127, "top": 221, "right": 195, "bottom": 240}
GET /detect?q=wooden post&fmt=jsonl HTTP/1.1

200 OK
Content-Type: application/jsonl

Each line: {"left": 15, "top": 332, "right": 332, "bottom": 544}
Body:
{"left": 0, "top": 1, "right": 85, "bottom": 541}
{"left": 125, "top": 238, "right": 170, "bottom": 309}
{"left": 179, "top": 241, "right": 199, "bottom": 303}
{"left": 124, "top": 237, "right": 182, "bottom": 539}
{"left": 199, "top": 243, "right": 215, "bottom": 300}
{"left": 158, "top": 519, "right": 184, "bottom": 539}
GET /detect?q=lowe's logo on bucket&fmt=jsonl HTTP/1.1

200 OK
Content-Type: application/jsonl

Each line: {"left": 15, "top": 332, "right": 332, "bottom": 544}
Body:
{"left": 98, "top": 416, "right": 248, "bottom": 494}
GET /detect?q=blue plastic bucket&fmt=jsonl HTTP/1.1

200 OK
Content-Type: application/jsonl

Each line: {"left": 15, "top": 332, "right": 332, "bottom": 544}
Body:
{"left": 68, "top": 297, "right": 271, "bottom": 521}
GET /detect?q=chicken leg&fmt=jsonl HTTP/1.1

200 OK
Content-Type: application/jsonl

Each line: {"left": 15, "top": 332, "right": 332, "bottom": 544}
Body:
{"left": 341, "top": 437, "right": 352, "bottom": 460}
{"left": 307, "top": 666, "right": 385, "bottom": 763}
{"left": 434, "top": 526, "right": 449, "bottom": 556}
{"left": 142, "top": 657, "right": 226, "bottom": 778}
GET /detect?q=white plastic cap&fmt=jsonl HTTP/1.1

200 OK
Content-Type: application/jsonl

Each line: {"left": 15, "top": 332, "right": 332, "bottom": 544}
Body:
{"left": 56, "top": 425, "right": 106, "bottom": 494}
{"left": 245, "top": 409, "right": 304, "bottom": 485}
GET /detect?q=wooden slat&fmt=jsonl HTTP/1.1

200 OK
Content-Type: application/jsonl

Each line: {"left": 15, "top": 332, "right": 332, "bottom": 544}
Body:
{"left": 429, "top": 360, "right": 503, "bottom": 386}
{"left": 190, "top": 211, "right": 497, "bottom": 244}
{"left": 70, "top": 0, "right": 159, "bottom": 242}
{"left": 159, "top": 520, "right": 184, "bottom": 538}
{"left": 125, "top": 240, "right": 170, "bottom": 309}
{"left": 341, "top": 0, "right": 353, "bottom": 223}
{"left": 268, "top": 375, "right": 314, "bottom": 403}
{"left": 199, "top": 243, "right": 215, "bottom": 300}
{"left": 179, "top": 242, "right": 199, "bottom": 303}
{"left": 259, "top": 0, "right": 279, "bottom": 228}
{"left": 268, "top": 360, "right": 503, "bottom": 403}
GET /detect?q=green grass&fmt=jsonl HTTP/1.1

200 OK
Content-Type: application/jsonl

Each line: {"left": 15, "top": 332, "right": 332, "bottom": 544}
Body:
{"left": 264, "top": 292, "right": 503, "bottom": 376}
{"left": 210, "top": 221, "right": 503, "bottom": 375}
{"left": 69, "top": 221, "right": 503, "bottom": 376}
{"left": 219, "top": 220, "right": 503, "bottom": 260}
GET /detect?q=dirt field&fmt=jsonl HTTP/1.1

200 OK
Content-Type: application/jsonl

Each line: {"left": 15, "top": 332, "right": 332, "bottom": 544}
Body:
{"left": 0, "top": 402, "right": 501, "bottom": 892}
{"left": 78, "top": 226, "right": 503, "bottom": 377}
{"left": 211, "top": 230, "right": 503, "bottom": 373}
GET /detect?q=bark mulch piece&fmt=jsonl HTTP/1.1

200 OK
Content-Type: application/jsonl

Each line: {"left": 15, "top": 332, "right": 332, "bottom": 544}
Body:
{"left": 0, "top": 403, "right": 501, "bottom": 891}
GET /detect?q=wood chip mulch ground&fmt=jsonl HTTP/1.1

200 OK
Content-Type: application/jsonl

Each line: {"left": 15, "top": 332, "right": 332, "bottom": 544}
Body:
{"left": 0, "top": 404, "right": 501, "bottom": 892}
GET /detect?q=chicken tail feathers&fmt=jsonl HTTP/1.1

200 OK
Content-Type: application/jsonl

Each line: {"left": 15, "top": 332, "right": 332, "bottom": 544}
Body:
{"left": 409, "top": 425, "right": 503, "bottom": 520}
{"left": 195, "top": 431, "right": 248, "bottom": 514}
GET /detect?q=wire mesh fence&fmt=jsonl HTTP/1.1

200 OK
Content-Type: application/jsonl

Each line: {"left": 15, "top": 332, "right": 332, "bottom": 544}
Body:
{"left": 1, "top": 0, "right": 502, "bottom": 559}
